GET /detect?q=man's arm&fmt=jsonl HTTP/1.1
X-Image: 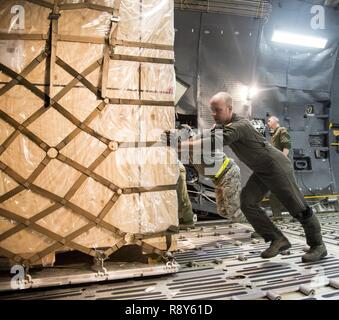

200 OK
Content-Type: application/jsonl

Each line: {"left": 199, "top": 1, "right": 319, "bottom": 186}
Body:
{"left": 220, "top": 124, "right": 241, "bottom": 145}
{"left": 180, "top": 136, "right": 202, "bottom": 148}
{"left": 282, "top": 148, "right": 289, "bottom": 157}
{"left": 176, "top": 122, "right": 242, "bottom": 149}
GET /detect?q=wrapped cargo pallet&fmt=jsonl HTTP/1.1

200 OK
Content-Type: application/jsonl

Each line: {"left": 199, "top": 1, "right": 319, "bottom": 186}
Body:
{"left": 0, "top": 0, "right": 178, "bottom": 267}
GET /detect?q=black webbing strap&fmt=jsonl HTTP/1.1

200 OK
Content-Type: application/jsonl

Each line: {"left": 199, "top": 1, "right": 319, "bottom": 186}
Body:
{"left": 58, "top": 2, "right": 113, "bottom": 12}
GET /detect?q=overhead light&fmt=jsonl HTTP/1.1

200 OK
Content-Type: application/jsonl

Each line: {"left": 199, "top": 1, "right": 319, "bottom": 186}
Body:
{"left": 248, "top": 86, "right": 258, "bottom": 99}
{"left": 272, "top": 30, "right": 328, "bottom": 49}
{"left": 239, "top": 85, "right": 259, "bottom": 101}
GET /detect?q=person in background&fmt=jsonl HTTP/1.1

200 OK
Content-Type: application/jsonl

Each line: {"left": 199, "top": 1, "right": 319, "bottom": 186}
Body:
{"left": 177, "top": 160, "right": 196, "bottom": 229}
{"left": 183, "top": 129, "right": 245, "bottom": 224}
{"left": 169, "top": 124, "right": 245, "bottom": 225}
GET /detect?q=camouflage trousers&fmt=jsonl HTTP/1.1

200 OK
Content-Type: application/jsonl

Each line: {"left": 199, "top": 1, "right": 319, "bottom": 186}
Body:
{"left": 177, "top": 161, "right": 194, "bottom": 223}
{"left": 215, "top": 164, "right": 246, "bottom": 222}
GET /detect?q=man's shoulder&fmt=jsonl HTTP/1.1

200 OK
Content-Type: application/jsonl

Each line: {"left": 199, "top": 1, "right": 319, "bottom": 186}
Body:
{"left": 277, "top": 126, "right": 289, "bottom": 134}
{"left": 226, "top": 114, "right": 249, "bottom": 127}
{"left": 232, "top": 113, "right": 246, "bottom": 122}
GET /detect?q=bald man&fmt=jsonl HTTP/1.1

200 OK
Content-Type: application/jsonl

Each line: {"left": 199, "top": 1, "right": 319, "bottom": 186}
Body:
{"left": 180, "top": 92, "right": 327, "bottom": 262}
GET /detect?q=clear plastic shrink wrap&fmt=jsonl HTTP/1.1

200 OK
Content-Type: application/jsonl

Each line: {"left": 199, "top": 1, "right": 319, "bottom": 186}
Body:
{"left": 0, "top": 0, "right": 177, "bottom": 265}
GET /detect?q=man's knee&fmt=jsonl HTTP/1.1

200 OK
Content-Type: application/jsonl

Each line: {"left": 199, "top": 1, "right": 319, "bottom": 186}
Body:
{"left": 240, "top": 189, "right": 251, "bottom": 212}
{"left": 293, "top": 206, "right": 313, "bottom": 222}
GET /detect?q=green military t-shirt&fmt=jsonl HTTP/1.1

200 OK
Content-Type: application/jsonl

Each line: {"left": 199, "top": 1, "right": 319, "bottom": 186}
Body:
{"left": 271, "top": 126, "right": 291, "bottom": 152}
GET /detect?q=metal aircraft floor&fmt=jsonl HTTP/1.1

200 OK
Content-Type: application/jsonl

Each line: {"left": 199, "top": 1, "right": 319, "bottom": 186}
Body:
{"left": 1, "top": 212, "right": 339, "bottom": 300}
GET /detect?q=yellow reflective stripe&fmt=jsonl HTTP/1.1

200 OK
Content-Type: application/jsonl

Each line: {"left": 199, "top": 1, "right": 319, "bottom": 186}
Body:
{"left": 215, "top": 158, "right": 230, "bottom": 179}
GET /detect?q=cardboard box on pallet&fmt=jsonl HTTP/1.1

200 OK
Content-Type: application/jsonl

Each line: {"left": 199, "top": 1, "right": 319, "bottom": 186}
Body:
{"left": 0, "top": 0, "right": 178, "bottom": 266}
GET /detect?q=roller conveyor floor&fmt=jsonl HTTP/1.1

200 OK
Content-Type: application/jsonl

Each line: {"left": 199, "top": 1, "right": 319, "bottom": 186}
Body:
{"left": 1, "top": 212, "right": 339, "bottom": 300}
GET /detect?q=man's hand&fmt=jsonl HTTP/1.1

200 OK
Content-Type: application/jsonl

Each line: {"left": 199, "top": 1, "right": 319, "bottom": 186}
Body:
{"left": 178, "top": 124, "right": 194, "bottom": 141}
{"left": 211, "top": 123, "right": 224, "bottom": 131}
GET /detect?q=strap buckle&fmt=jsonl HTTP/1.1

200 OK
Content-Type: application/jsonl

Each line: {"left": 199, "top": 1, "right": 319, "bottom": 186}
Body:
{"left": 48, "top": 13, "right": 60, "bottom": 20}
{"left": 111, "top": 16, "right": 120, "bottom": 23}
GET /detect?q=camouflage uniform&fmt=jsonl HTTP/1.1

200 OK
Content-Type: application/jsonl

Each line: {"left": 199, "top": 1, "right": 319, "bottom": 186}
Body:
{"left": 214, "top": 161, "right": 244, "bottom": 222}
{"left": 271, "top": 126, "right": 291, "bottom": 152}
{"left": 186, "top": 131, "right": 245, "bottom": 222}
{"left": 177, "top": 161, "right": 194, "bottom": 224}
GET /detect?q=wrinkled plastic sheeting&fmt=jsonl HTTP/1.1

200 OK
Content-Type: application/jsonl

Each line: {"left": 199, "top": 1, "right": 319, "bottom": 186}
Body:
{"left": 256, "top": 0, "right": 339, "bottom": 92}
{"left": 0, "top": 1, "right": 50, "bottom": 75}
{"left": 196, "top": 14, "right": 260, "bottom": 129}
{"left": 251, "top": 87, "right": 334, "bottom": 194}
{"left": 0, "top": 0, "right": 178, "bottom": 260}
{"left": 0, "top": 1, "right": 51, "bottom": 34}
{"left": 173, "top": 10, "right": 201, "bottom": 115}
{"left": 257, "top": 35, "right": 338, "bottom": 92}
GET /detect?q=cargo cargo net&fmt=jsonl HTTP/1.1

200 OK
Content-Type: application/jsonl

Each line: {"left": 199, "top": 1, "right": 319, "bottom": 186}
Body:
{"left": 0, "top": 0, "right": 177, "bottom": 267}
